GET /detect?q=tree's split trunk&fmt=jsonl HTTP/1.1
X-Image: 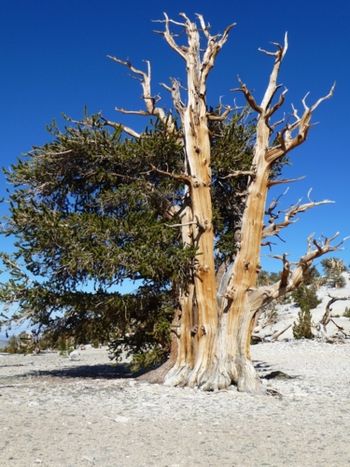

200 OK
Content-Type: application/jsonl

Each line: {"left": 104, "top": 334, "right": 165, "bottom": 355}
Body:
{"left": 115, "top": 14, "right": 337, "bottom": 391}
{"left": 162, "top": 16, "right": 335, "bottom": 392}
{"left": 163, "top": 15, "right": 270, "bottom": 392}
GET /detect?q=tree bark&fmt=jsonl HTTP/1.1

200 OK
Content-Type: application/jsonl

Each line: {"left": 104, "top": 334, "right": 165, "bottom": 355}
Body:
{"left": 164, "top": 17, "right": 336, "bottom": 391}
{"left": 164, "top": 16, "right": 219, "bottom": 387}
{"left": 117, "top": 14, "right": 337, "bottom": 391}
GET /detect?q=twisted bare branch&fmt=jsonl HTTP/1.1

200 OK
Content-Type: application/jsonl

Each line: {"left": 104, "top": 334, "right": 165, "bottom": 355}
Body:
{"left": 263, "top": 233, "right": 348, "bottom": 303}
{"left": 200, "top": 17, "right": 236, "bottom": 86}
{"left": 157, "top": 12, "right": 188, "bottom": 60}
{"left": 260, "top": 32, "right": 288, "bottom": 111}
{"left": 219, "top": 170, "right": 255, "bottom": 180}
{"left": 149, "top": 164, "right": 192, "bottom": 184}
{"left": 266, "top": 83, "right": 336, "bottom": 163}
{"left": 266, "top": 87, "right": 288, "bottom": 118}
{"left": 262, "top": 197, "right": 334, "bottom": 239}
{"left": 320, "top": 294, "right": 350, "bottom": 328}
{"left": 268, "top": 176, "right": 305, "bottom": 187}
{"left": 232, "top": 78, "right": 262, "bottom": 114}
{"left": 102, "top": 118, "right": 141, "bottom": 139}
{"left": 207, "top": 106, "right": 232, "bottom": 121}
{"left": 108, "top": 55, "right": 174, "bottom": 131}
{"left": 271, "top": 253, "right": 290, "bottom": 289}
{"left": 161, "top": 79, "right": 185, "bottom": 117}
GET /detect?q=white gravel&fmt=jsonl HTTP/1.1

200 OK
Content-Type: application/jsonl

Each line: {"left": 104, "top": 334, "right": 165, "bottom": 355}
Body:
{"left": 1, "top": 342, "right": 350, "bottom": 466}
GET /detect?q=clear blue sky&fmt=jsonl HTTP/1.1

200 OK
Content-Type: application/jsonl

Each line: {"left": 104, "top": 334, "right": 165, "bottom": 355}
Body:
{"left": 0, "top": 0, "right": 349, "bottom": 272}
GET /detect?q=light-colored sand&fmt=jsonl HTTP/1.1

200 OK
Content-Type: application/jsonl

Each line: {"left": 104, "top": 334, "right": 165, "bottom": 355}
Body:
{"left": 1, "top": 342, "right": 350, "bottom": 467}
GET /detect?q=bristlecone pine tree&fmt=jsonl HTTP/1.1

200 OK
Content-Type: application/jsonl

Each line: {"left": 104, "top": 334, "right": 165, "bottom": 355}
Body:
{"left": 1, "top": 13, "right": 345, "bottom": 392}
{"left": 321, "top": 257, "right": 347, "bottom": 288}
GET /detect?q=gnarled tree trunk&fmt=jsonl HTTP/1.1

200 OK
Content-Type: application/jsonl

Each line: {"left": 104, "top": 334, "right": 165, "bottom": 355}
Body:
{"left": 162, "top": 17, "right": 336, "bottom": 392}
{"left": 112, "top": 13, "right": 338, "bottom": 392}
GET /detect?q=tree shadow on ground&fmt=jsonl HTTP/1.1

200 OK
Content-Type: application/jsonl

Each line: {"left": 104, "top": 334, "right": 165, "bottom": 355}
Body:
{"left": 15, "top": 363, "right": 146, "bottom": 380}
{"left": 254, "top": 360, "right": 299, "bottom": 380}
{"left": 4, "top": 358, "right": 298, "bottom": 383}
{"left": 33, "top": 360, "right": 297, "bottom": 382}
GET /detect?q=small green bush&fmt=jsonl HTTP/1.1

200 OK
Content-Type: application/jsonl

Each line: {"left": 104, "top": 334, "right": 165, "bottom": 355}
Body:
{"left": 3, "top": 332, "right": 36, "bottom": 354}
{"left": 293, "top": 307, "right": 313, "bottom": 339}
{"left": 56, "top": 336, "right": 74, "bottom": 356}
{"left": 292, "top": 284, "right": 320, "bottom": 311}
{"left": 3, "top": 336, "right": 20, "bottom": 353}
{"left": 292, "top": 284, "right": 318, "bottom": 339}
{"left": 343, "top": 307, "right": 350, "bottom": 318}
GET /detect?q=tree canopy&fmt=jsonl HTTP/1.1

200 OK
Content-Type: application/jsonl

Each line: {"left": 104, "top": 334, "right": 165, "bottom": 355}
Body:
{"left": 0, "top": 111, "right": 257, "bottom": 366}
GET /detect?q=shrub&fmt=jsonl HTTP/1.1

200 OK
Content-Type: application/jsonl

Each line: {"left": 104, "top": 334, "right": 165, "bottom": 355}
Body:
{"left": 56, "top": 336, "right": 74, "bottom": 356}
{"left": 3, "top": 332, "right": 36, "bottom": 354}
{"left": 292, "top": 284, "right": 319, "bottom": 340}
{"left": 293, "top": 307, "right": 313, "bottom": 339}
{"left": 3, "top": 336, "right": 20, "bottom": 353}
{"left": 292, "top": 284, "right": 320, "bottom": 311}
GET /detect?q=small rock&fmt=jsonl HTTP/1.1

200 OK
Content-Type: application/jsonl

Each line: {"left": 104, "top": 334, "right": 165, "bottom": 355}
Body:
{"left": 68, "top": 350, "right": 80, "bottom": 361}
{"left": 113, "top": 415, "right": 129, "bottom": 423}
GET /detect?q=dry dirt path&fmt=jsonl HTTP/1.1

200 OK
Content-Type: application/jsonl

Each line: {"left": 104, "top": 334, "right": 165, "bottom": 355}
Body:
{"left": 1, "top": 342, "right": 350, "bottom": 466}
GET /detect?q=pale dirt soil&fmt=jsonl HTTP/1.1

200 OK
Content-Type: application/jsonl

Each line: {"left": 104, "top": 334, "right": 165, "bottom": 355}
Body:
{"left": 1, "top": 341, "right": 350, "bottom": 467}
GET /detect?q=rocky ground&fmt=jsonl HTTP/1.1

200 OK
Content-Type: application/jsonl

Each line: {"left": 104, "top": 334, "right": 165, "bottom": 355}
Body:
{"left": 1, "top": 341, "right": 350, "bottom": 467}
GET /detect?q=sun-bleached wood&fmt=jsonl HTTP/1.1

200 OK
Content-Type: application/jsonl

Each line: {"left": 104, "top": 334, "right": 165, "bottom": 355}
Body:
{"left": 111, "top": 14, "right": 338, "bottom": 392}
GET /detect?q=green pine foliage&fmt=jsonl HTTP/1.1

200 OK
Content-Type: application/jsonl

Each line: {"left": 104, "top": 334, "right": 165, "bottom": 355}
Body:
{"left": 292, "top": 284, "right": 321, "bottom": 312}
{"left": 1, "top": 111, "right": 266, "bottom": 366}
{"left": 321, "top": 257, "right": 347, "bottom": 288}
{"left": 293, "top": 307, "right": 314, "bottom": 340}
{"left": 257, "top": 270, "right": 280, "bottom": 286}
{"left": 292, "top": 283, "right": 320, "bottom": 339}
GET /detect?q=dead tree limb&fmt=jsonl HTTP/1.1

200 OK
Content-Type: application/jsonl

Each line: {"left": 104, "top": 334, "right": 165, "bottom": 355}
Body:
{"left": 263, "top": 234, "right": 349, "bottom": 304}
{"left": 266, "top": 83, "right": 336, "bottom": 163}
{"left": 271, "top": 324, "right": 292, "bottom": 341}
{"left": 268, "top": 176, "right": 305, "bottom": 187}
{"left": 320, "top": 294, "right": 350, "bottom": 329}
{"left": 149, "top": 164, "right": 192, "bottom": 184}
{"left": 219, "top": 170, "right": 255, "bottom": 179}
{"left": 263, "top": 197, "right": 334, "bottom": 239}
{"left": 108, "top": 55, "right": 175, "bottom": 132}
